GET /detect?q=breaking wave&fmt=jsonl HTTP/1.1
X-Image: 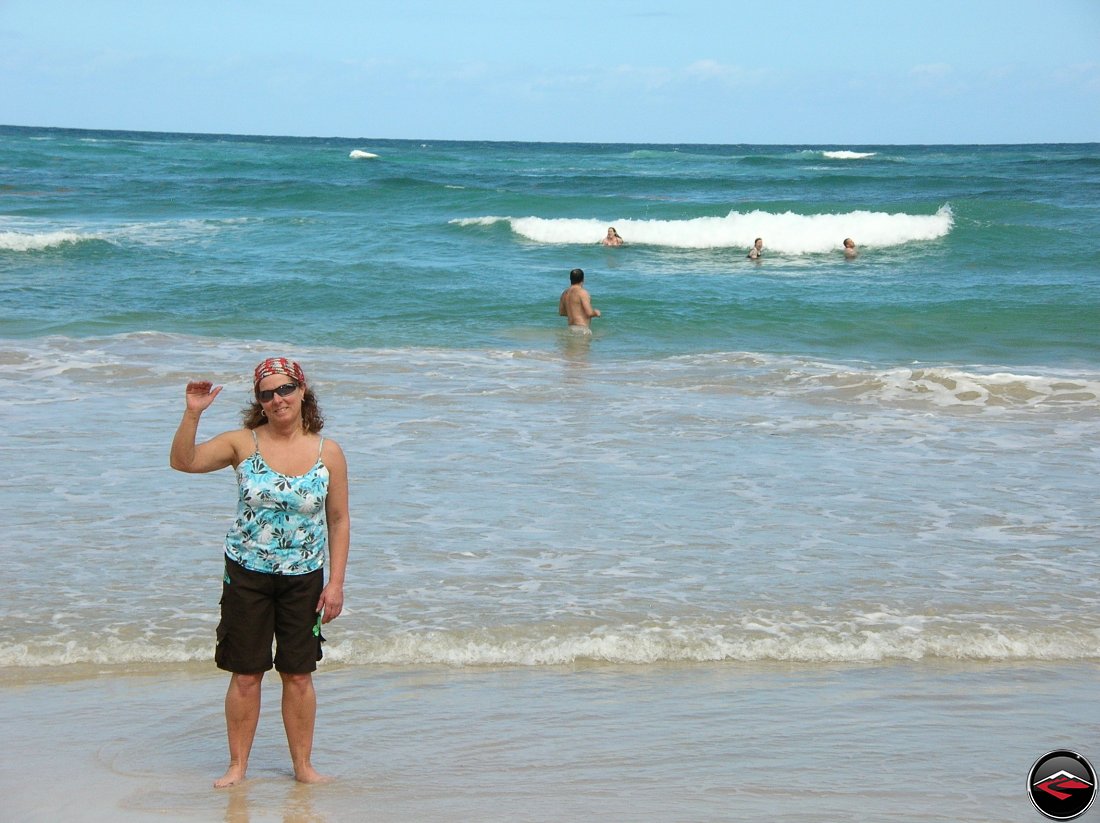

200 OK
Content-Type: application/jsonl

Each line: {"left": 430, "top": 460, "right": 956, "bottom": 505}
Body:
{"left": 4, "top": 618, "right": 1097, "bottom": 669}
{"left": 452, "top": 205, "right": 952, "bottom": 253}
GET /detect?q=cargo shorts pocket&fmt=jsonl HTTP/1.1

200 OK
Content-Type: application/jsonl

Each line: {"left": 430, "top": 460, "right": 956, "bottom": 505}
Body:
{"left": 313, "top": 613, "right": 326, "bottom": 662}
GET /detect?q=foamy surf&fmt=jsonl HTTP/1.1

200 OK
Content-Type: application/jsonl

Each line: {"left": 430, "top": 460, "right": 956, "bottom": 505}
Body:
{"left": 0, "top": 218, "right": 247, "bottom": 252}
{"left": 452, "top": 205, "right": 952, "bottom": 253}
{"left": 769, "top": 360, "right": 1100, "bottom": 411}
{"left": 326, "top": 624, "right": 1100, "bottom": 666}
{"left": 6, "top": 620, "right": 1097, "bottom": 668}
{"left": 2, "top": 335, "right": 1096, "bottom": 416}
{"left": 822, "top": 150, "right": 877, "bottom": 159}
{"left": 349, "top": 149, "right": 379, "bottom": 159}
{"left": 0, "top": 230, "right": 92, "bottom": 252}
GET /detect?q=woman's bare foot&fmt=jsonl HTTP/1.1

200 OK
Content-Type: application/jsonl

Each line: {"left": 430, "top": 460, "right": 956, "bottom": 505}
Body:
{"left": 214, "top": 763, "right": 248, "bottom": 789}
{"left": 294, "top": 764, "right": 334, "bottom": 784}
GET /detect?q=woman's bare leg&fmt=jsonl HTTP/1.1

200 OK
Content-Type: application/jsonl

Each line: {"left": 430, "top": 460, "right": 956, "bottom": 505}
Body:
{"left": 280, "top": 671, "right": 332, "bottom": 784}
{"left": 215, "top": 672, "right": 264, "bottom": 788}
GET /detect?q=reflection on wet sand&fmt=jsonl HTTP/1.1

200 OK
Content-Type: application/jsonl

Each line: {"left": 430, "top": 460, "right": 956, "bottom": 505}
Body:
{"left": 222, "top": 780, "right": 324, "bottom": 823}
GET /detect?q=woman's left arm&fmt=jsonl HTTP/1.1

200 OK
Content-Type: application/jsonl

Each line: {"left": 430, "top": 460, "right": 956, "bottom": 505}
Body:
{"left": 319, "top": 439, "right": 350, "bottom": 623}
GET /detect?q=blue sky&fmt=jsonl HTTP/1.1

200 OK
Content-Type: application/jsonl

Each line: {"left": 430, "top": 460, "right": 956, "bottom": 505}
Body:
{"left": 2, "top": 0, "right": 1098, "bottom": 143}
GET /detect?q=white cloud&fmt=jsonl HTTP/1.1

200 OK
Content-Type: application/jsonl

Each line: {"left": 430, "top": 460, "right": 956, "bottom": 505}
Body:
{"left": 684, "top": 59, "right": 769, "bottom": 87}
{"left": 611, "top": 64, "right": 674, "bottom": 89}
{"left": 1052, "top": 61, "right": 1100, "bottom": 91}
{"left": 910, "top": 63, "right": 953, "bottom": 80}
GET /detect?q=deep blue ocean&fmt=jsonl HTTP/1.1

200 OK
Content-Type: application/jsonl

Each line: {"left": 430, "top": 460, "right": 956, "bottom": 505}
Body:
{"left": 4, "top": 128, "right": 1097, "bottom": 366}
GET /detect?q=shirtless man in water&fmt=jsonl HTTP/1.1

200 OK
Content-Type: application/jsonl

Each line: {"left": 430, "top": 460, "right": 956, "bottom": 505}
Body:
{"left": 559, "top": 268, "right": 601, "bottom": 333}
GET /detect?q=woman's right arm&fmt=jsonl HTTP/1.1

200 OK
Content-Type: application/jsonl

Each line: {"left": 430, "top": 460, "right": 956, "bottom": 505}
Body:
{"left": 169, "top": 380, "right": 240, "bottom": 473}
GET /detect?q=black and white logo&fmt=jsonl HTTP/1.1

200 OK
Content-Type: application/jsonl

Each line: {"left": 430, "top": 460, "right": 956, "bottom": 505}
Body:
{"left": 1028, "top": 750, "right": 1096, "bottom": 820}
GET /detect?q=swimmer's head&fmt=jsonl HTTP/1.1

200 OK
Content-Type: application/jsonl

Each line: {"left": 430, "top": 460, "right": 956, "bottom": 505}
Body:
{"left": 570, "top": 268, "right": 585, "bottom": 284}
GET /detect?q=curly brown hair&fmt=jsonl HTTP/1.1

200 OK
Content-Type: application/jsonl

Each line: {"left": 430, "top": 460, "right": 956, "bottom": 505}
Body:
{"left": 241, "top": 385, "right": 325, "bottom": 433}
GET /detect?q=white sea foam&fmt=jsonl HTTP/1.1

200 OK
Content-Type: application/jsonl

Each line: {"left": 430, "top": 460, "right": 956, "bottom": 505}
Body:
{"left": 0, "top": 636, "right": 208, "bottom": 667}
{"left": 0, "top": 218, "right": 247, "bottom": 252}
{"left": 451, "top": 206, "right": 952, "bottom": 253}
{"left": 2, "top": 335, "right": 1097, "bottom": 415}
{"left": 0, "top": 230, "right": 95, "bottom": 252}
{"left": 874, "top": 367, "right": 1100, "bottom": 409}
{"left": 772, "top": 360, "right": 1100, "bottom": 411}
{"left": 324, "top": 626, "right": 1100, "bottom": 666}
{"left": 349, "top": 149, "right": 379, "bottom": 159}
{"left": 3, "top": 621, "right": 1097, "bottom": 668}
{"left": 822, "top": 150, "right": 877, "bottom": 159}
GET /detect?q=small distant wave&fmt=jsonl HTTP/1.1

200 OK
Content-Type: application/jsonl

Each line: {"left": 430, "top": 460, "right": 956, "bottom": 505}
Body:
{"left": 452, "top": 205, "right": 953, "bottom": 253}
{"left": 0, "top": 218, "right": 247, "bottom": 253}
{"left": 788, "top": 149, "right": 878, "bottom": 161}
{"left": 821, "top": 150, "right": 877, "bottom": 160}
{"left": 0, "top": 227, "right": 106, "bottom": 250}
{"left": 349, "top": 149, "right": 379, "bottom": 159}
{"left": 629, "top": 148, "right": 687, "bottom": 160}
{"left": 0, "top": 230, "right": 96, "bottom": 252}
{"left": 627, "top": 148, "right": 737, "bottom": 162}
{"left": 626, "top": 148, "right": 878, "bottom": 162}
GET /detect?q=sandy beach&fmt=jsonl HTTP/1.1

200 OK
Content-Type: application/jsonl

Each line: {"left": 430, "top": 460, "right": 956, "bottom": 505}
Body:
{"left": 3, "top": 660, "right": 1098, "bottom": 822}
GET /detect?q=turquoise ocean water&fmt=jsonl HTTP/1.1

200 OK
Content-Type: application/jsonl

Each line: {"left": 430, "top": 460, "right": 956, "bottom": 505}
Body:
{"left": 1, "top": 126, "right": 1099, "bottom": 821}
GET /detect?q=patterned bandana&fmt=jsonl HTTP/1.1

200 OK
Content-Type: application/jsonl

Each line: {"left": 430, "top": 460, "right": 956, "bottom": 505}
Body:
{"left": 253, "top": 357, "right": 306, "bottom": 389}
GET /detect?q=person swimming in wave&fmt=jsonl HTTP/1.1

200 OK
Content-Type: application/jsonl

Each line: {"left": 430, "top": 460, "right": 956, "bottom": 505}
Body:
{"left": 747, "top": 237, "right": 764, "bottom": 260}
{"left": 601, "top": 227, "right": 624, "bottom": 246}
{"left": 558, "top": 268, "right": 601, "bottom": 335}
{"left": 843, "top": 237, "right": 858, "bottom": 258}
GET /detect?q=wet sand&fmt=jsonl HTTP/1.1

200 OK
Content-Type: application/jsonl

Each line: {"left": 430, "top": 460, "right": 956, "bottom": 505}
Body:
{"left": 2, "top": 661, "right": 1098, "bottom": 822}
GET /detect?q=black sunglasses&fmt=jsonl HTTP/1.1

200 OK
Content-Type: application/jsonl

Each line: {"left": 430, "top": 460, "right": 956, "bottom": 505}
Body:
{"left": 257, "top": 382, "right": 299, "bottom": 403}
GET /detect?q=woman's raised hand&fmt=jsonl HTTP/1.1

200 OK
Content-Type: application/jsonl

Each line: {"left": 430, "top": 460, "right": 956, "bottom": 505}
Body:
{"left": 185, "top": 380, "right": 223, "bottom": 414}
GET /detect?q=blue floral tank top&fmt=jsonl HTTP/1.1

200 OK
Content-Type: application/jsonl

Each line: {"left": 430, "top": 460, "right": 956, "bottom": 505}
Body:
{"left": 224, "top": 431, "right": 329, "bottom": 575}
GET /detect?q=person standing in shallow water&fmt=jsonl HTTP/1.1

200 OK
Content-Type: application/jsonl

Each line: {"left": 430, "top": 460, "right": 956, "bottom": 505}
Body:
{"left": 559, "top": 267, "right": 601, "bottom": 334}
{"left": 170, "top": 357, "right": 350, "bottom": 788}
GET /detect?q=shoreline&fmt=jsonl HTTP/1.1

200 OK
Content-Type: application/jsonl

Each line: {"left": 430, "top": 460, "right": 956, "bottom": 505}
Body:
{"left": 3, "top": 660, "right": 1097, "bottom": 822}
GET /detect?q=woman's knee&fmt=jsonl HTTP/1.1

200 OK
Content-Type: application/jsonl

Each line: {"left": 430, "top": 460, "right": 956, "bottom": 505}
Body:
{"left": 279, "top": 671, "right": 315, "bottom": 691}
{"left": 230, "top": 671, "right": 265, "bottom": 693}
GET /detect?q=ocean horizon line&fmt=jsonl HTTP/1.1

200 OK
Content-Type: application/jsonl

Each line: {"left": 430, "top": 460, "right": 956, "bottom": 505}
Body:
{"left": 3, "top": 122, "right": 1098, "bottom": 149}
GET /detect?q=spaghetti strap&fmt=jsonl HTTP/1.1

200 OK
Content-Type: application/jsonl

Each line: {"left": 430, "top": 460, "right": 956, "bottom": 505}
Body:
{"left": 250, "top": 429, "right": 260, "bottom": 451}
{"left": 317, "top": 435, "right": 325, "bottom": 461}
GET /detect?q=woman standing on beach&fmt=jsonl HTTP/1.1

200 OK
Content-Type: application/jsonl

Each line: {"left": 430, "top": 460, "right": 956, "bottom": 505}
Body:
{"left": 170, "top": 357, "right": 350, "bottom": 787}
